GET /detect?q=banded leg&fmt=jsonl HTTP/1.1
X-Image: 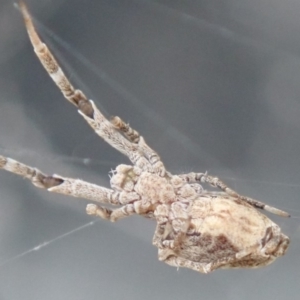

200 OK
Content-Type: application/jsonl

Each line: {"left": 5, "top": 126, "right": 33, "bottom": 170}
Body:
{"left": 19, "top": 2, "right": 154, "bottom": 172}
{"left": 180, "top": 172, "right": 290, "bottom": 217}
{"left": 110, "top": 116, "right": 140, "bottom": 144}
{"left": 0, "top": 155, "right": 140, "bottom": 206}
{"left": 111, "top": 116, "right": 165, "bottom": 175}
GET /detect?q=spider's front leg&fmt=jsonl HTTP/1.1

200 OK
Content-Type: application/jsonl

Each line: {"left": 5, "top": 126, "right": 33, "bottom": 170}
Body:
{"left": 19, "top": 2, "right": 165, "bottom": 176}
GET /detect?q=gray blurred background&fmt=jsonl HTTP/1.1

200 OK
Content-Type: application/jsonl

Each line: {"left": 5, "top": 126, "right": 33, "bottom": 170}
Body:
{"left": 0, "top": 0, "right": 299, "bottom": 299}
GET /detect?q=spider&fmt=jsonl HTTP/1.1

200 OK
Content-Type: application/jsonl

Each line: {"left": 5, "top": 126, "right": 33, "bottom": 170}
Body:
{"left": 0, "top": 1, "right": 290, "bottom": 274}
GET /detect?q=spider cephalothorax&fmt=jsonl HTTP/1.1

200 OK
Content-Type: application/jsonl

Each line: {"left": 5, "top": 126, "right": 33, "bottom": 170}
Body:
{"left": 0, "top": 2, "right": 290, "bottom": 274}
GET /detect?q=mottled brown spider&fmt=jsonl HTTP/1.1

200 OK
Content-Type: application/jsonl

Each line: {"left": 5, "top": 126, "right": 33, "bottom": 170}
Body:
{"left": 0, "top": 2, "right": 290, "bottom": 273}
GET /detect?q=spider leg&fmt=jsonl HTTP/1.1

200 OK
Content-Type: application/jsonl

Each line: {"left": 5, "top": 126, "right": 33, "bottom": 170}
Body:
{"left": 152, "top": 220, "right": 173, "bottom": 248}
{"left": 86, "top": 203, "right": 137, "bottom": 222}
{"left": 0, "top": 155, "right": 140, "bottom": 206}
{"left": 153, "top": 204, "right": 172, "bottom": 247}
{"left": 160, "top": 230, "right": 187, "bottom": 250}
{"left": 180, "top": 172, "right": 290, "bottom": 217}
{"left": 153, "top": 224, "right": 167, "bottom": 247}
{"left": 19, "top": 2, "right": 159, "bottom": 173}
{"left": 153, "top": 202, "right": 190, "bottom": 250}
{"left": 163, "top": 201, "right": 191, "bottom": 249}
{"left": 111, "top": 116, "right": 165, "bottom": 175}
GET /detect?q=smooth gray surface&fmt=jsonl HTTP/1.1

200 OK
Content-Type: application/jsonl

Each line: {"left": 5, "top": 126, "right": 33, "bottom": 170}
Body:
{"left": 0, "top": 0, "right": 299, "bottom": 299}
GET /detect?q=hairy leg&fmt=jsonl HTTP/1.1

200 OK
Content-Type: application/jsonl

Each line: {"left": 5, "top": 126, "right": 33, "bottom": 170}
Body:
{"left": 19, "top": 1, "right": 157, "bottom": 173}
{"left": 111, "top": 116, "right": 165, "bottom": 175}
{"left": 0, "top": 155, "right": 139, "bottom": 206}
